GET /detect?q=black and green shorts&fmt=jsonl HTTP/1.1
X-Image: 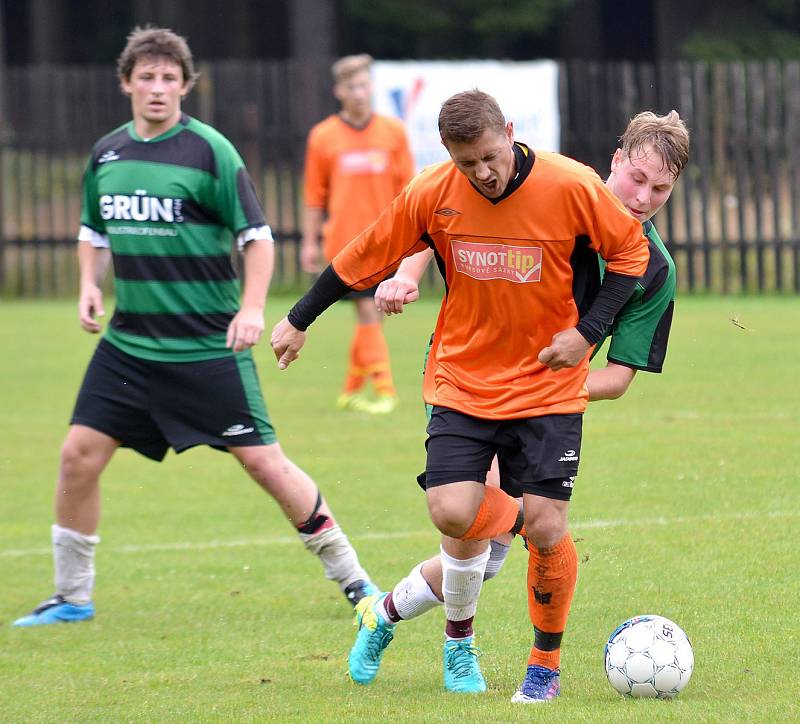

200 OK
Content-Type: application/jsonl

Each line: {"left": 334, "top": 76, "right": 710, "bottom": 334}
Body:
{"left": 71, "top": 339, "right": 276, "bottom": 460}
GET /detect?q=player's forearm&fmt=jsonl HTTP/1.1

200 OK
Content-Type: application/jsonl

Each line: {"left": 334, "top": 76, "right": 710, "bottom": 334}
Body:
{"left": 93, "top": 248, "right": 112, "bottom": 286}
{"left": 576, "top": 272, "right": 639, "bottom": 345}
{"left": 241, "top": 239, "right": 274, "bottom": 310}
{"left": 394, "top": 248, "right": 434, "bottom": 284}
{"left": 302, "top": 207, "right": 324, "bottom": 248}
{"left": 77, "top": 240, "right": 102, "bottom": 289}
{"left": 587, "top": 363, "right": 637, "bottom": 401}
{"left": 287, "top": 265, "right": 350, "bottom": 330}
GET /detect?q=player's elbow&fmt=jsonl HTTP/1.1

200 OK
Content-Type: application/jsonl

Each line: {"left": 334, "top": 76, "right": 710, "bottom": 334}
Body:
{"left": 604, "top": 383, "right": 629, "bottom": 400}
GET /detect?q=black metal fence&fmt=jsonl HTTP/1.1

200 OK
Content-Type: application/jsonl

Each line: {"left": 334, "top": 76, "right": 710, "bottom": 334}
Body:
{"left": 2, "top": 59, "right": 800, "bottom": 296}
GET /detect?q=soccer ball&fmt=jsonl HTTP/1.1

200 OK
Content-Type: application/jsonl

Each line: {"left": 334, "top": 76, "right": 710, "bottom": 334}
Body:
{"left": 604, "top": 615, "right": 694, "bottom": 698}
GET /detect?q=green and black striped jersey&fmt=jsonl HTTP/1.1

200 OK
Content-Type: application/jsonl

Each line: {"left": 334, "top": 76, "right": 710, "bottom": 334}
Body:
{"left": 79, "top": 113, "right": 270, "bottom": 362}
{"left": 595, "top": 220, "right": 676, "bottom": 372}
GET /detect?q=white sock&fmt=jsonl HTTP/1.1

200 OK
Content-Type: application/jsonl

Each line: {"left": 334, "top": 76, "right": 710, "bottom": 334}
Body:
{"left": 483, "top": 539, "right": 511, "bottom": 581}
{"left": 389, "top": 562, "right": 442, "bottom": 621}
{"left": 440, "top": 545, "right": 490, "bottom": 629}
{"left": 298, "top": 524, "right": 369, "bottom": 591}
{"left": 52, "top": 524, "right": 99, "bottom": 606}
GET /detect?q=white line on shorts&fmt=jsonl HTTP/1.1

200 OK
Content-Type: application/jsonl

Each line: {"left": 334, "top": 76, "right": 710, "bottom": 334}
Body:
{"left": 0, "top": 509, "right": 795, "bottom": 559}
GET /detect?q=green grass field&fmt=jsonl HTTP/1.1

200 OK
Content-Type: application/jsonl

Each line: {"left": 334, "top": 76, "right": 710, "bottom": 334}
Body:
{"left": 1, "top": 294, "right": 798, "bottom": 722}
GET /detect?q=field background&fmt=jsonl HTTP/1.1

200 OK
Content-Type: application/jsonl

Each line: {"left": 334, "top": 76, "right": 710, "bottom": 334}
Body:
{"left": 0, "top": 294, "right": 798, "bottom": 722}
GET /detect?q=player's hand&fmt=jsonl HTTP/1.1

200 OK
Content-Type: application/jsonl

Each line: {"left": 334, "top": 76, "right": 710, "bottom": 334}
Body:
{"left": 226, "top": 306, "right": 265, "bottom": 352}
{"left": 78, "top": 283, "right": 105, "bottom": 333}
{"left": 374, "top": 276, "right": 420, "bottom": 315}
{"left": 270, "top": 317, "right": 307, "bottom": 369}
{"left": 300, "top": 244, "right": 320, "bottom": 274}
{"left": 538, "top": 327, "right": 591, "bottom": 371}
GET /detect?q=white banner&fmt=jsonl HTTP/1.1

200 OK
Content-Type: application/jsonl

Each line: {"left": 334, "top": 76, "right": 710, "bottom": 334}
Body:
{"left": 372, "top": 60, "right": 560, "bottom": 171}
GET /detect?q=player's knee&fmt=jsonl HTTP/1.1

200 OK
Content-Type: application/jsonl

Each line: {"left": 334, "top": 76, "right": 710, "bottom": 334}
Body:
{"left": 524, "top": 497, "right": 568, "bottom": 549}
{"left": 524, "top": 516, "right": 567, "bottom": 550}
{"left": 427, "top": 497, "right": 474, "bottom": 537}
{"left": 238, "top": 444, "right": 292, "bottom": 486}
{"left": 59, "top": 437, "right": 100, "bottom": 480}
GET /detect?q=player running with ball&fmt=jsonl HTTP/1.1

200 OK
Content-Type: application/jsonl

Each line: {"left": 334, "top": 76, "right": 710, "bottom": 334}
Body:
{"left": 272, "top": 90, "right": 657, "bottom": 701}
{"left": 348, "top": 109, "right": 689, "bottom": 698}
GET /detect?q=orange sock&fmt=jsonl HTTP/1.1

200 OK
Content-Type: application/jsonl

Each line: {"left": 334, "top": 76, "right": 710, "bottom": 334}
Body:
{"left": 460, "top": 486, "right": 521, "bottom": 540}
{"left": 357, "top": 322, "right": 396, "bottom": 396}
{"left": 526, "top": 533, "right": 578, "bottom": 671}
{"left": 342, "top": 325, "right": 369, "bottom": 395}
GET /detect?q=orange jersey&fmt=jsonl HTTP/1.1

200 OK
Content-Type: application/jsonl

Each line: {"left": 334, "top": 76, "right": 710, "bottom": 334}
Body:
{"left": 331, "top": 146, "right": 649, "bottom": 420}
{"left": 303, "top": 113, "right": 415, "bottom": 260}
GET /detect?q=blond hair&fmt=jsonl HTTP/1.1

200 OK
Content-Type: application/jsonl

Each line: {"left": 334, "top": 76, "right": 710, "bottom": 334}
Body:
{"left": 117, "top": 26, "right": 199, "bottom": 90}
{"left": 438, "top": 89, "right": 506, "bottom": 145}
{"left": 331, "top": 54, "right": 373, "bottom": 84}
{"left": 620, "top": 110, "right": 690, "bottom": 179}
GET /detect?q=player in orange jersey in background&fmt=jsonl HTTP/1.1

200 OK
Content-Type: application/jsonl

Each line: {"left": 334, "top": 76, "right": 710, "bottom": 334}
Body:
{"left": 301, "top": 54, "right": 415, "bottom": 414}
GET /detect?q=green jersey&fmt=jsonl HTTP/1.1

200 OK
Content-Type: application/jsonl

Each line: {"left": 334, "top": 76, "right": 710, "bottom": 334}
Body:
{"left": 79, "top": 113, "right": 269, "bottom": 362}
{"left": 595, "top": 220, "right": 676, "bottom": 372}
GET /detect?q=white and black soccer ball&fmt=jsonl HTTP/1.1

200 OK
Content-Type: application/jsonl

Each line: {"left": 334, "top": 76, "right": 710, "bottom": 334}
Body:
{"left": 604, "top": 614, "right": 694, "bottom": 698}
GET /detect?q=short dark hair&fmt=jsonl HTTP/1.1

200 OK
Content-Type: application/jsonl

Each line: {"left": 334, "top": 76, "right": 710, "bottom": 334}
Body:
{"left": 438, "top": 90, "right": 506, "bottom": 145}
{"left": 117, "top": 26, "right": 199, "bottom": 90}
{"left": 620, "top": 110, "right": 690, "bottom": 179}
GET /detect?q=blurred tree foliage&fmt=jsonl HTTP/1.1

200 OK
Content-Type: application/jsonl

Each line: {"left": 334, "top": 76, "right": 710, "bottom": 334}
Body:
{"left": 342, "top": 0, "right": 576, "bottom": 58}
{"left": 681, "top": 0, "right": 800, "bottom": 59}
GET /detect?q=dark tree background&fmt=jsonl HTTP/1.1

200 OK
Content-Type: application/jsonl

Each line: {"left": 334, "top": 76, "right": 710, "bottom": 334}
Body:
{"left": 1, "top": 0, "right": 800, "bottom": 66}
{"left": 339, "top": 0, "right": 573, "bottom": 59}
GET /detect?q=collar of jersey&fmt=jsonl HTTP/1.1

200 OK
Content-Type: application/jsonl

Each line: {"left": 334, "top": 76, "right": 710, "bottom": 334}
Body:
{"left": 469, "top": 141, "right": 535, "bottom": 205}
{"left": 127, "top": 113, "right": 189, "bottom": 143}
{"left": 337, "top": 112, "right": 374, "bottom": 132}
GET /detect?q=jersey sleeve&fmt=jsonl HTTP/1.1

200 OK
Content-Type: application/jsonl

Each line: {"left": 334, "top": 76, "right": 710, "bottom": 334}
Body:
{"left": 331, "top": 179, "right": 430, "bottom": 290}
{"left": 606, "top": 290, "right": 674, "bottom": 372}
{"left": 303, "top": 127, "right": 329, "bottom": 209}
{"left": 583, "top": 177, "right": 649, "bottom": 278}
{"left": 79, "top": 154, "right": 105, "bottom": 235}
{"left": 606, "top": 229, "right": 677, "bottom": 372}
{"left": 210, "top": 137, "right": 267, "bottom": 235}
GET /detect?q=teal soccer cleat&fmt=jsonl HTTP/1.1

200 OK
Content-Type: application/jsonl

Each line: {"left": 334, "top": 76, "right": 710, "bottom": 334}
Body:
{"left": 444, "top": 637, "right": 487, "bottom": 693}
{"left": 12, "top": 595, "right": 95, "bottom": 627}
{"left": 511, "top": 664, "right": 560, "bottom": 702}
{"left": 348, "top": 594, "right": 395, "bottom": 684}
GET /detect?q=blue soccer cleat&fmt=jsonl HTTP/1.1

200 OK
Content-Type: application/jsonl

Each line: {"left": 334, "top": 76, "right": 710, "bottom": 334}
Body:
{"left": 444, "top": 637, "right": 487, "bottom": 693}
{"left": 343, "top": 579, "right": 381, "bottom": 608}
{"left": 12, "top": 594, "right": 95, "bottom": 627}
{"left": 511, "top": 664, "right": 561, "bottom": 702}
{"left": 348, "top": 594, "right": 395, "bottom": 684}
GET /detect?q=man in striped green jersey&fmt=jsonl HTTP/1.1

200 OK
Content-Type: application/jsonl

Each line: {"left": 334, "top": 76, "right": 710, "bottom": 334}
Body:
{"left": 13, "top": 26, "right": 377, "bottom": 627}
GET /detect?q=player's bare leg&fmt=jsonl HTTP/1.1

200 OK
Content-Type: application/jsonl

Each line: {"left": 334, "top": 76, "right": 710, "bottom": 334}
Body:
{"left": 425, "top": 482, "right": 491, "bottom": 692}
{"left": 230, "top": 443, "right": 377, "bottom": 605}
{"left": 56, "top": 425, "right": 119, "bottom": 534}
{"left": 348, "top": 465, "right": 514, "bottom": 686}
{"left": 13, "top": 425, "right": 118, "bottom": 626}
{"left": 350, "top": 482, "right": 486, "bottom": 687}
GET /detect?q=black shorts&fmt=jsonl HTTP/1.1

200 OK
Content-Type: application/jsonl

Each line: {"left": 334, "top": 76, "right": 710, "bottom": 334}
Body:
{"left": 70, "top": 339, "right": 277, "bottom": 461}
{"left": 424, "top": 406, "right": 582, "bottom": 501}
